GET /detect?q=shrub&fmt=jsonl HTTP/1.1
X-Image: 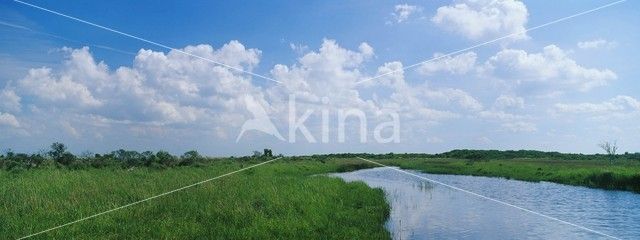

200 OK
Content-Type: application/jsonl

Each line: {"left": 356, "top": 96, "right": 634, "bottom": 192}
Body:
{"left": 141, "top": 151, "right": 156, "bottom": 166}
{"left": 57, "top": 152, "right": 77, "bottom": 166}
{"left": 156, "top": 151, "right": 178, "bottom": 167}
{"left": 27, "top": 153, "right": 46, "bottom": 168}
{"left": 113, "top": 149, "right": 145, "bottom": 167}
{"left": 180, "top": 150, "right": 203, "bottom": 166}
{"left": 88, "top": 154, "right": 114, "bottom": 168}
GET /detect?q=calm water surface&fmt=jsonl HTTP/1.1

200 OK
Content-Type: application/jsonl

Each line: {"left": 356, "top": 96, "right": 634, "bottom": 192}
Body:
{"left": 332, "top": 167, "right": 640, "bottom": 240}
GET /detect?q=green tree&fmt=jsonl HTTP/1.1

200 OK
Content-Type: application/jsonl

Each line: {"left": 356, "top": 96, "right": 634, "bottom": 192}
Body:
{"left": 49, "top": 142, "right": 76, "bottom": 166}
{"left": 263, "top": 149, "right": 273, "bottom": 158}
{"left": 49, "top": 142, "right": 66, "bottom": 160}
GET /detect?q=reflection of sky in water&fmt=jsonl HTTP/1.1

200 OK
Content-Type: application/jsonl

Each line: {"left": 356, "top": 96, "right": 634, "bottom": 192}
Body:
{"left": 332, "top": 167, "right": 640, "bottom": 240}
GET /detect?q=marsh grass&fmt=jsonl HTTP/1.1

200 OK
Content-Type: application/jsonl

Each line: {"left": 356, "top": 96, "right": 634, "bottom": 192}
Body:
{"left": 0, "top": 159, "right": 390, "bottom": 239}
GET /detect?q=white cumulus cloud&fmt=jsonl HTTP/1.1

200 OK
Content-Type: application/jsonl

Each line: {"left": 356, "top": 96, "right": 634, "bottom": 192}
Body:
{"left": 502, "top": 121, "right": 537, "bottom": 133}
{"left": 0, "top": 112, "right": 19, "bottom": 128}
{"left": 0, "top": 89, "right": 21, "bottom": 112}
{"left": 577, "top": 39, "right": 617, "bottom": 49}
{"left": 392, "top": 4, "right": 422, "bottom": 23}
{"left": 554, "top": 95, "right": 640, "bottom": 115}
{"left": 417, "top": 52, "right": 477, "bottom": 76}
{"left": 423, "top": 88, "right": 484, "bottom": 112}
{"left": 483, "top": 45, "right": 617, "bottom": 92}
{"left": 269, "top": 39, "right": 375, "bottom": 107}
{"left": 18, "top": 67, "right": 103, "bottom": 108}
{"left": 494, "top": 94, "right": 524, "bottom": 109}
{"left": 2, "top": 41, "right": 267, "bottom": 140}
{"left": 432, "top": 0, "right": 528, "bottom": 41}
{"left": 0, "top": 39, "right": 500, "bottom": 148}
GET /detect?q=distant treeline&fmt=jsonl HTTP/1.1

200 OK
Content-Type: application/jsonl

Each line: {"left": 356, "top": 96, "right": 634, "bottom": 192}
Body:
{"left": 2, "top": 144, "right": 639, "bottom": 172}
{"left": 0, "top": 143, "right": 277, "bottom": 172}
{"left": 302, "top": 149, "right": 640, "bottom": 161}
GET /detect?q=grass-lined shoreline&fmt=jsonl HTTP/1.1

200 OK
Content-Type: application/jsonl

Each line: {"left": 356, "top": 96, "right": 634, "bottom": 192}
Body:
{"left": 376, "top": 158, "right": 640, "bottom": 193}
{"left": 307, "top": 149, "right": 640, "bottom": 193}
{"left": 3, "top": 146, "right": 640, "bottom": 238}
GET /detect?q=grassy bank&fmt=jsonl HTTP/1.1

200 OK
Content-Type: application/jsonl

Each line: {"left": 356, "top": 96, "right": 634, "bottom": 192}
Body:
{"left": 0, "top": 158, "right": 389, "bottom": 239}
{"left": 3, "top": 147, "right": 640, "bottom": 239}
{"left": 376, "top": 157, "right": 640, "bottom": 193}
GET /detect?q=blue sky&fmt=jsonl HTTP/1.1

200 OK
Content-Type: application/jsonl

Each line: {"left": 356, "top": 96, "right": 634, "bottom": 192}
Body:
{"left": 1, "top": 0, "right": 639, "bottom": 156}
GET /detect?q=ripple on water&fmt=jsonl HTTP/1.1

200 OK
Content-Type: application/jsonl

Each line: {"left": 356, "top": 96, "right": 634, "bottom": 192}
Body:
{"left": 332, "top": 167, "right": 640, "bottom": 240}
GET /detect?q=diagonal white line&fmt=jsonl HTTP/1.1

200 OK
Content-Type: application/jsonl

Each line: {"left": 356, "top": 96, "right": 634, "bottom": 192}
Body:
{"left": 17, "top": 157, "right": 282, "bottom": 240}
{"left": 356, "top": 157, "right": 621, "bottom": 240}
{"left": 12, "top": 0, "right": 282, "bottom": 84}
{"left": 0, "top": 19, "right": 136, "bottom": 56}
{"left": 355, "top": 0, "right": 627, "bottom": 85}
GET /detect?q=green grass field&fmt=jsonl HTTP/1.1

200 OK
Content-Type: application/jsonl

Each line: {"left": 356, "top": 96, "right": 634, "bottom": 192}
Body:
{"left": 2, "top": 155, "right": 639, "bottom": 239}
{"left": 0, "top": 158, "right": 389, "bottom": 239}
